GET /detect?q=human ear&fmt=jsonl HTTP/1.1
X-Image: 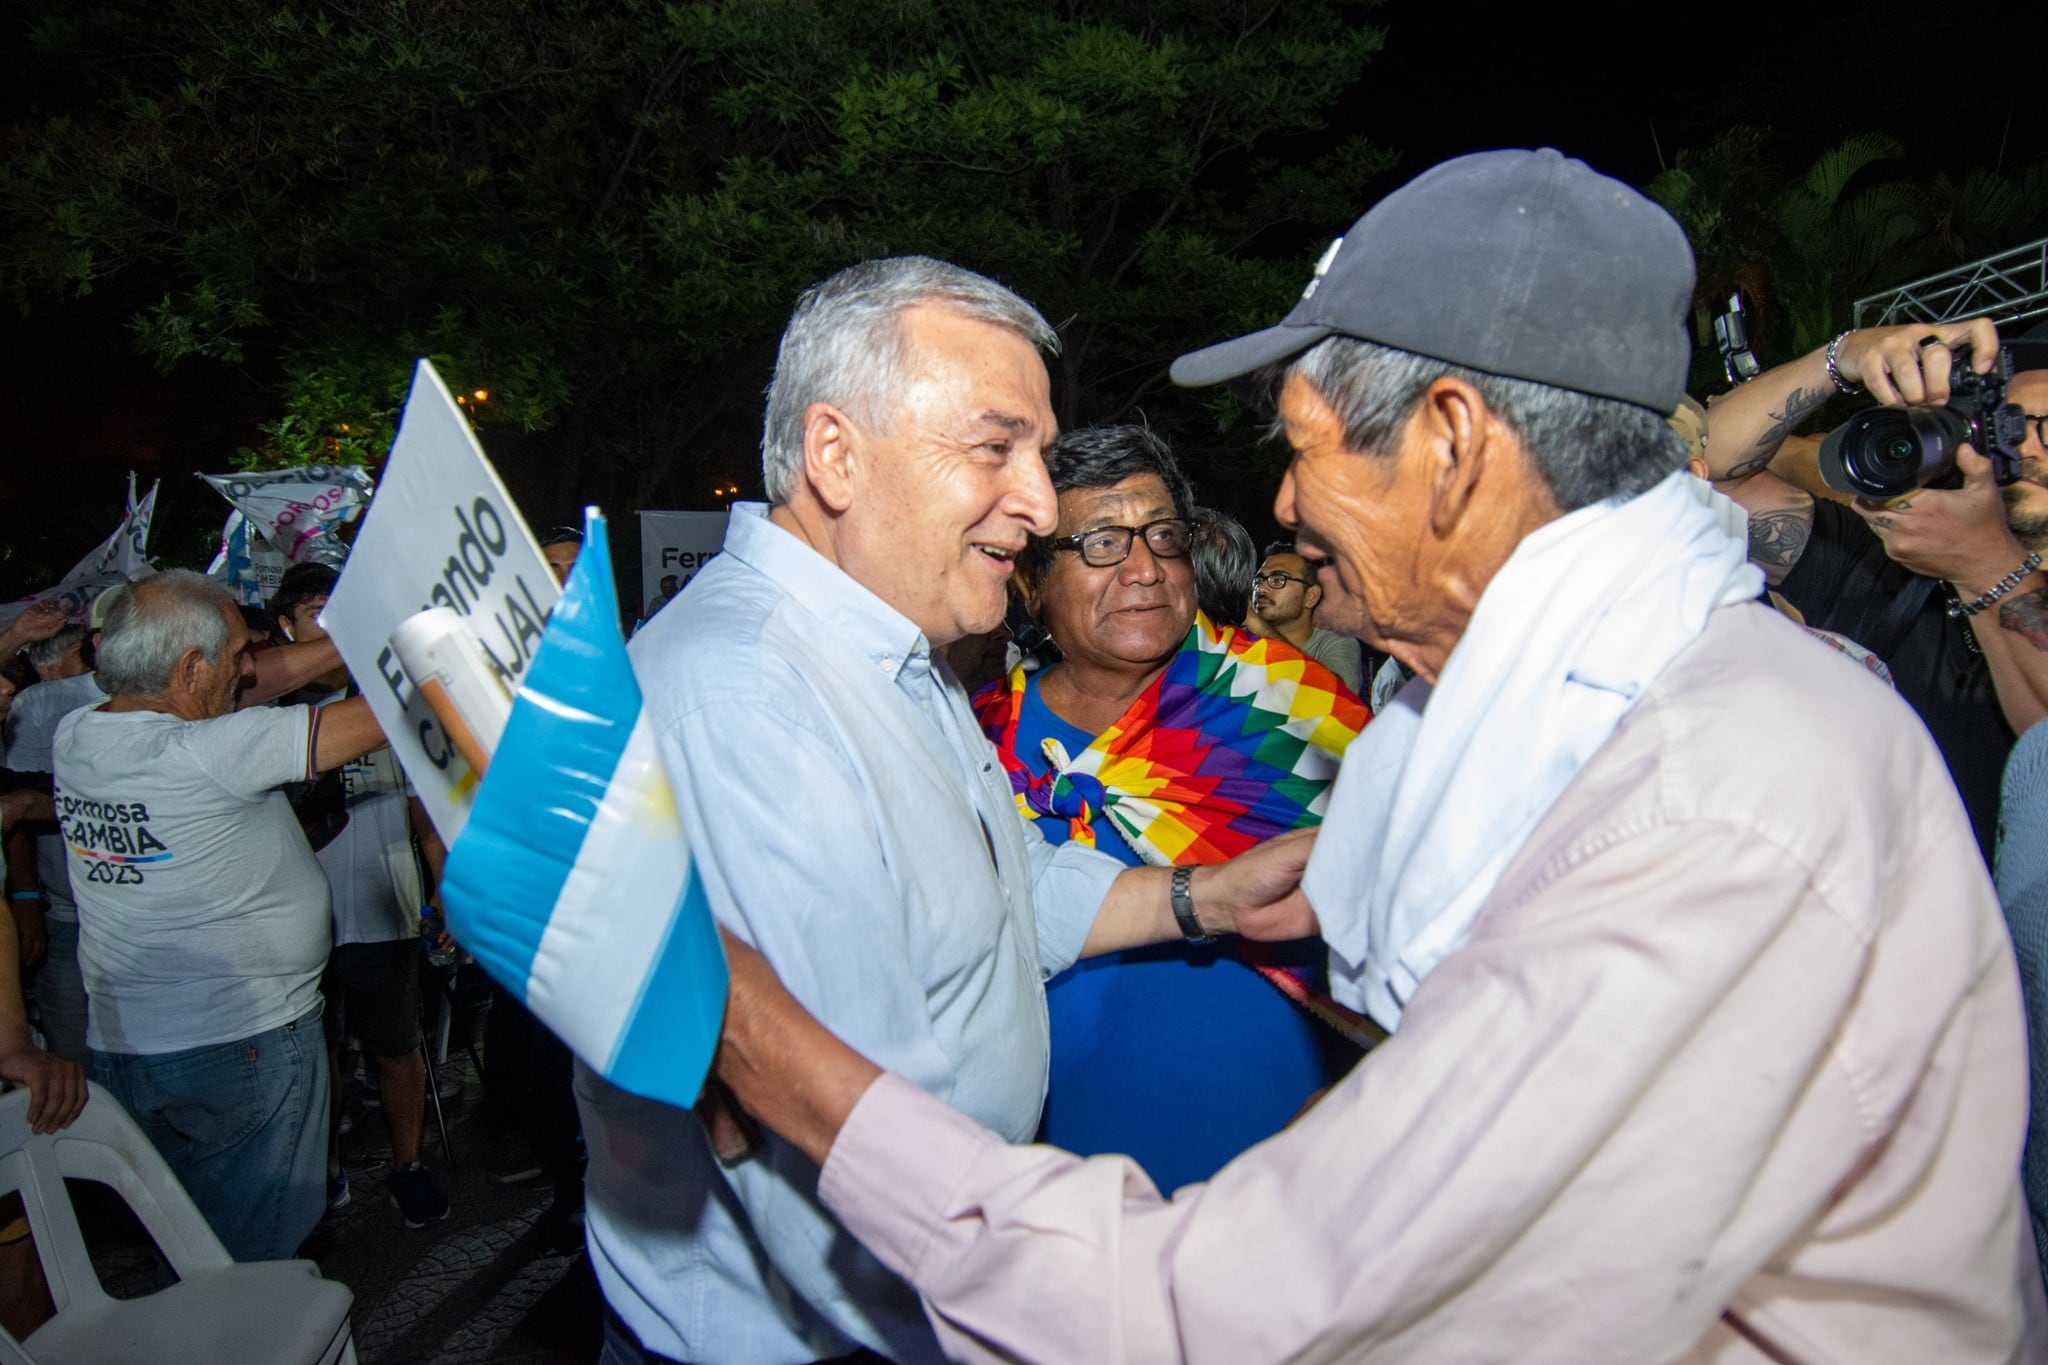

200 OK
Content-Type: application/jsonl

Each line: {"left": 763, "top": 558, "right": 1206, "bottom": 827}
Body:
{"left": 1417, "top": 377, "right": 1489, "bottom": 538}
{"left": 173, "top": 647, "right": 210, "bottom": 694}
{"left": 802, "top": 402, "right": 858, "bottom": 514}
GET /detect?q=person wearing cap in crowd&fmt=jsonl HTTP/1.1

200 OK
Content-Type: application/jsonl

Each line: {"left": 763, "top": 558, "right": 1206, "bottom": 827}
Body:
{"left": 1693, "top": 318, "right": 2048, "bottom": 859}
{"left": 694, "top": 149, "right": 2046, "bottom": 1361}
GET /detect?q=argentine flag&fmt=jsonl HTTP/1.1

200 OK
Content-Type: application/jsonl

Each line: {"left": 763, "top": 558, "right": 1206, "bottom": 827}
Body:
{"left": 440, "top": 509, "right": 727, "bottom": 1108}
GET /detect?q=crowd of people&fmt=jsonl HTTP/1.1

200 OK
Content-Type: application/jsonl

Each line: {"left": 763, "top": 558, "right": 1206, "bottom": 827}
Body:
{"left": 0, "top": 145, "right": 2045, "bottom": 1364}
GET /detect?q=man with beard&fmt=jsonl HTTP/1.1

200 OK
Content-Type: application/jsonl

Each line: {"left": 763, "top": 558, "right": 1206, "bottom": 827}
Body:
{"left": 1698, "top": 319, "right": 2048, "bottom": 856}
{"left": 1246, "top": 541, "right": 1365, "bottom": 691}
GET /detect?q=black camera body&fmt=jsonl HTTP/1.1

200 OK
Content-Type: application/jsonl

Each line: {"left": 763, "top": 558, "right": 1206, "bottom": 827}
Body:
{"left": 1817, "top": 344, "right": 2027, "bottom": 501}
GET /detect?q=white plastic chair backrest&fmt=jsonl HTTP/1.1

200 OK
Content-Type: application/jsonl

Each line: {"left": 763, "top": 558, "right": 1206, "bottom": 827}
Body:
{"left": 0, "top": 1082, "right": 230, "bottom": 1314}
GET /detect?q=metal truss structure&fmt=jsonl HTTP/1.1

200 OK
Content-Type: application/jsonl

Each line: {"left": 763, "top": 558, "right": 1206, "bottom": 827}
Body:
{"left": 1854, "top": 237, "right": 2048, "bottom": 329}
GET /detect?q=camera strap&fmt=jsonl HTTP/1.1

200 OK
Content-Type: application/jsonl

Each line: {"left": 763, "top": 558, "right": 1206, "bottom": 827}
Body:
{"left": 1869, "top": 573, "right": 1939, "bottom": 665}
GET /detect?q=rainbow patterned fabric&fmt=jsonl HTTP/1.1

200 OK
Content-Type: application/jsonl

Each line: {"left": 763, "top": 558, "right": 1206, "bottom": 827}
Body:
{"left": 973, "top": 612, "right": 1369, "bottom": 865}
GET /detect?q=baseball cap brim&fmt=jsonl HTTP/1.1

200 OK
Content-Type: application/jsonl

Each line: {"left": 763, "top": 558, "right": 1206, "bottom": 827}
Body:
{"left": 1170, "top": 321, "right": 1334, "bottom": 388}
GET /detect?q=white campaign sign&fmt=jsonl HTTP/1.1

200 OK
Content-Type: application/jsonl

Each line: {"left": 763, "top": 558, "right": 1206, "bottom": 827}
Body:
{"left": 199, "top": 464, "right": 372, "bottom": 567}
{"left": 0, "top": 474, "right": 158, "bottom": 632}
{"left": 321, "top": 360, "right": 559, "bottom": 842}
{"left": 637, "top": 510, "right": 728, "bottom": 617}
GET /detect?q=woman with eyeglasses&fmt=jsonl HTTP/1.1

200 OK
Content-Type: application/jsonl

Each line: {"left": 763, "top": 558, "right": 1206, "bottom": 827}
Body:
{"left": 972, "top": 424, "right": 1372, "bottom": 1190}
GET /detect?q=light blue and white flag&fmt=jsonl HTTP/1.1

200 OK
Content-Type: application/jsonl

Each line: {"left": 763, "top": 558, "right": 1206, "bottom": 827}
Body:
{"left": 439, "top": 508, "right": 727, "bottom": 1108}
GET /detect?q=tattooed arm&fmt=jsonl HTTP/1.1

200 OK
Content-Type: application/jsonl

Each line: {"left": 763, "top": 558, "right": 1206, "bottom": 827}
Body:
{"left": 1983, "top": 581, "right": 2048, "bottom": 733}
{"left": 1704, "top": 382, "right": 1833, "bottom": 486}
{"left": 1697, "top": 350, "right": 1831, "bottom": 574}
{"left": 1702, "top": 319, "right": 2004, "bottom": 581}
{"left": 1753, "top": 499, "right": 1818, "bottom": 589}
{"left": 1853, "top": 443, "right": 2048, "bottom": 733}
{"left": 1702, "top": 319, "right": 2001, "bottom": 486}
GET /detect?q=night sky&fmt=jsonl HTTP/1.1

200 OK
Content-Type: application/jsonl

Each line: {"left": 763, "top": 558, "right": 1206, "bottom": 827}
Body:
{"left": 4, "top": 0, "right": 2044, "bottom": 588}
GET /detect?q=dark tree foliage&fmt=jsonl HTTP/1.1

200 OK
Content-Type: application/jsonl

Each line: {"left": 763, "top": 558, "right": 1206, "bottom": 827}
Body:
{"left": 1649, "top": 128, "right": 2048, "bottom": 396}
{"left": 2, "top": 0, "right": 1393, "bottom": 539}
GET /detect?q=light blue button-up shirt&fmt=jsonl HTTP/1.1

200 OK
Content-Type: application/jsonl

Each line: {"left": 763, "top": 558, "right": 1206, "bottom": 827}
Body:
{"left": 579, "top": 504, "right": 1119, "bottom": 1365}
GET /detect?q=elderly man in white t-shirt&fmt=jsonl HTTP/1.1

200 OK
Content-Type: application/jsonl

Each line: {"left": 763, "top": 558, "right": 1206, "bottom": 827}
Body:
{"left": 53, "top": 570, "right": 387, "bottom": 1261}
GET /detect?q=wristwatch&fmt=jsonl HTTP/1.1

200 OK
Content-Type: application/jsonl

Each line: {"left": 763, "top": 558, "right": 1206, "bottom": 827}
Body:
{"left": 1170, "top": 865, "right": 1214, "bottom": 945}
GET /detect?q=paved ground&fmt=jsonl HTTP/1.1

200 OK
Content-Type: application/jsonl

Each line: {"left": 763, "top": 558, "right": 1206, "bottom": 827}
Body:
{"left": 77, "top": 997, "right": 608, "bottom": 1363}
{"left": 314, "top": 1022, "right": 604, "bottom": 1363}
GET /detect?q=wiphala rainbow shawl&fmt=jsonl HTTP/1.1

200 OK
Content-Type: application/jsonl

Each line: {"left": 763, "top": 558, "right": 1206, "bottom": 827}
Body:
{"left": 974, "top": 614, "right": 1382, "bottom": 1044}
{"left": 974, "top": 612, "right": 1367, "bottom": 864}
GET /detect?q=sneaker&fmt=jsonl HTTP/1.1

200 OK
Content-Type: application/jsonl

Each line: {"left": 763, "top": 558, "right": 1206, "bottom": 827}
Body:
{"left": 389, "top": 1162, "right": 450, "bottom": 1229}
{"left": 488, "top": 1132, "right": 544, "bottom": 1185}
{"left": 327, "top": 1171, "right": 351, "bottom": 1212}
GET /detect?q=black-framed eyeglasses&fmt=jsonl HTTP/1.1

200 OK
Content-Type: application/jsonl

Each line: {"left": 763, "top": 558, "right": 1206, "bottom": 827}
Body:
{"left": 1252, "top": 571, "right": 1313, "bottom": 591}
{"left": 1051, "top": 518, "right": 1193, "bottom": 568}
{"left": 2024, "top": 413, "right": 2048, "bottom": 448}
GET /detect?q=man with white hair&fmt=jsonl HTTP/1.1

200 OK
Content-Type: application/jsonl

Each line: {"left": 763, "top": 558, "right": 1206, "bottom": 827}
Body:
{"left": 699, "top": 152, "right": 2045, "bottom": 1362}
{"left": 579, "top": 256, "right": 1312, "bottom": 1365}
{"left": 22, "top": 625, "right": 89, "bottom": 684}
{"left": 54, "top": 569, "right": 386, "bottom": 1261}
{"left": 6, "top": 582, "right": 360, "bottom": 1067}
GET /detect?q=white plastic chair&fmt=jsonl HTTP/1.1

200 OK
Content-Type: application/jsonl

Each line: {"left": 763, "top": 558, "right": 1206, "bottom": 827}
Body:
{"left": 0, "top": 1081, "right": 355, "bottom": 1364}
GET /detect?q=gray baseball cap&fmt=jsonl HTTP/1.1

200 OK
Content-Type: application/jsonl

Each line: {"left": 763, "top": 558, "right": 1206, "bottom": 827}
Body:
{"left": 1170, "top": 148, "right": 1696, "bottom": 413}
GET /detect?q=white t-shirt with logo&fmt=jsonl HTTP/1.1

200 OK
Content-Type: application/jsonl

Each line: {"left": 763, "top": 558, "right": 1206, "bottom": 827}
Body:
{"left": 2, "top": 672, "right": 111, "bottom": 923}
{"left": 319, "top": 745, "right": 423, "bottom": 946}
{"left": 55, "top": 704, "right": 330, "bottom": 1054}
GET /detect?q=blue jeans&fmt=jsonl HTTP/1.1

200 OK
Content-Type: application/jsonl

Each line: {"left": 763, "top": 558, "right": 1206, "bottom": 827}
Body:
{"left": 34, "top": 915, "right": 89, "bottom": 1067}
{"left": 93, "top": 1007, "right": 329, "bottom": 1262}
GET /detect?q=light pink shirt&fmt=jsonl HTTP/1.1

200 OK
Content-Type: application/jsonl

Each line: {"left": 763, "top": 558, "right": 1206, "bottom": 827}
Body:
{"left": 819, "top": 604, "right": 2048, "bottom": 1363}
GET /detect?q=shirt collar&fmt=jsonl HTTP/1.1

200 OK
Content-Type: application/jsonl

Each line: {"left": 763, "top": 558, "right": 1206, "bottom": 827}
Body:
{"left": 721, "top": 503, "right": 933, "bottom": 682}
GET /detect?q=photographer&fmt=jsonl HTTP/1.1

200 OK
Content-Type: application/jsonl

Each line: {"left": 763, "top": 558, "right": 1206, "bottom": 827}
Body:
{"left": 1700, "top": 318, "right": 2048, "bottom": 855}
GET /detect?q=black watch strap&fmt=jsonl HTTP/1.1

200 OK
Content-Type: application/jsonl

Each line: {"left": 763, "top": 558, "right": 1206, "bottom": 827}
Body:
{"left": 1171, "top": 865, "right": 1214, "bottom": 944}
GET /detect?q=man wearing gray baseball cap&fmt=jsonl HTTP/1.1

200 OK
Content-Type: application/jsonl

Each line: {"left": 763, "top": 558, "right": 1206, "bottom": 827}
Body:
{"left": 695, "top": 150, "right": 2046, "bottom": 1361}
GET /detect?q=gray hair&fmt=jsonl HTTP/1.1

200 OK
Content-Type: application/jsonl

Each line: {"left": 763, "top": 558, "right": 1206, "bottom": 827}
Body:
{"left": 25, "top": 624, "right": 87, "bottom": 674}
{"left": 1285, "top": 337, "right": 1686, "bottom": 512}
{"left": 96, "top": 570, "right": 236, "bottom": 696}
{"left": 1191, "top": 507, "right": 1257, "bottom": 628}
{"left": 760, "top": 256, "right": 1059, "bottom": 504}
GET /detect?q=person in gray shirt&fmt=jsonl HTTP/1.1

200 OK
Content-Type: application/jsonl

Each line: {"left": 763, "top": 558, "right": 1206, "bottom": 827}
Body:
{"left": 1248, "top": 541, "right": 1365, "bottom": 693}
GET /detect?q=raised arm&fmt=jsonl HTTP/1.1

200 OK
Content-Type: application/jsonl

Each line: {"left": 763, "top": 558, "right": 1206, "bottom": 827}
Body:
{"left": 1701, "top": 319, "right": 2001, "bottom": 585}
{"left": 241, "top": 636, "right": 346, "bottom": 708}
{"left": 310, "top": 695, "right": 389, "bottom": 772}
{"left": 0, "top": 602, "right": 68, "bottom": 661}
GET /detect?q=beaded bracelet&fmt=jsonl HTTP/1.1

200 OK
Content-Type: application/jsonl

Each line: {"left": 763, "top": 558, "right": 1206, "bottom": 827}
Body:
{"left": 1824, "top": 332, "right": 1859, "bottom": 394}
{"left": 1949, "top": 552, "right": 2043, "bottom": 618}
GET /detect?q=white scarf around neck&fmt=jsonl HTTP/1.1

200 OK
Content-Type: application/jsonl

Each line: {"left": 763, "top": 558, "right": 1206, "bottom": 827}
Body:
{"left": 1304, "top": 472, "right": 1763, "bottom": 1031}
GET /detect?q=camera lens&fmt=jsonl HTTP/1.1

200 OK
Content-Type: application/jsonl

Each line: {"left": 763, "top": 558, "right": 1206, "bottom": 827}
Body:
{"left": 1818, "top": 406, "right": 1970, "bottom": 499}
